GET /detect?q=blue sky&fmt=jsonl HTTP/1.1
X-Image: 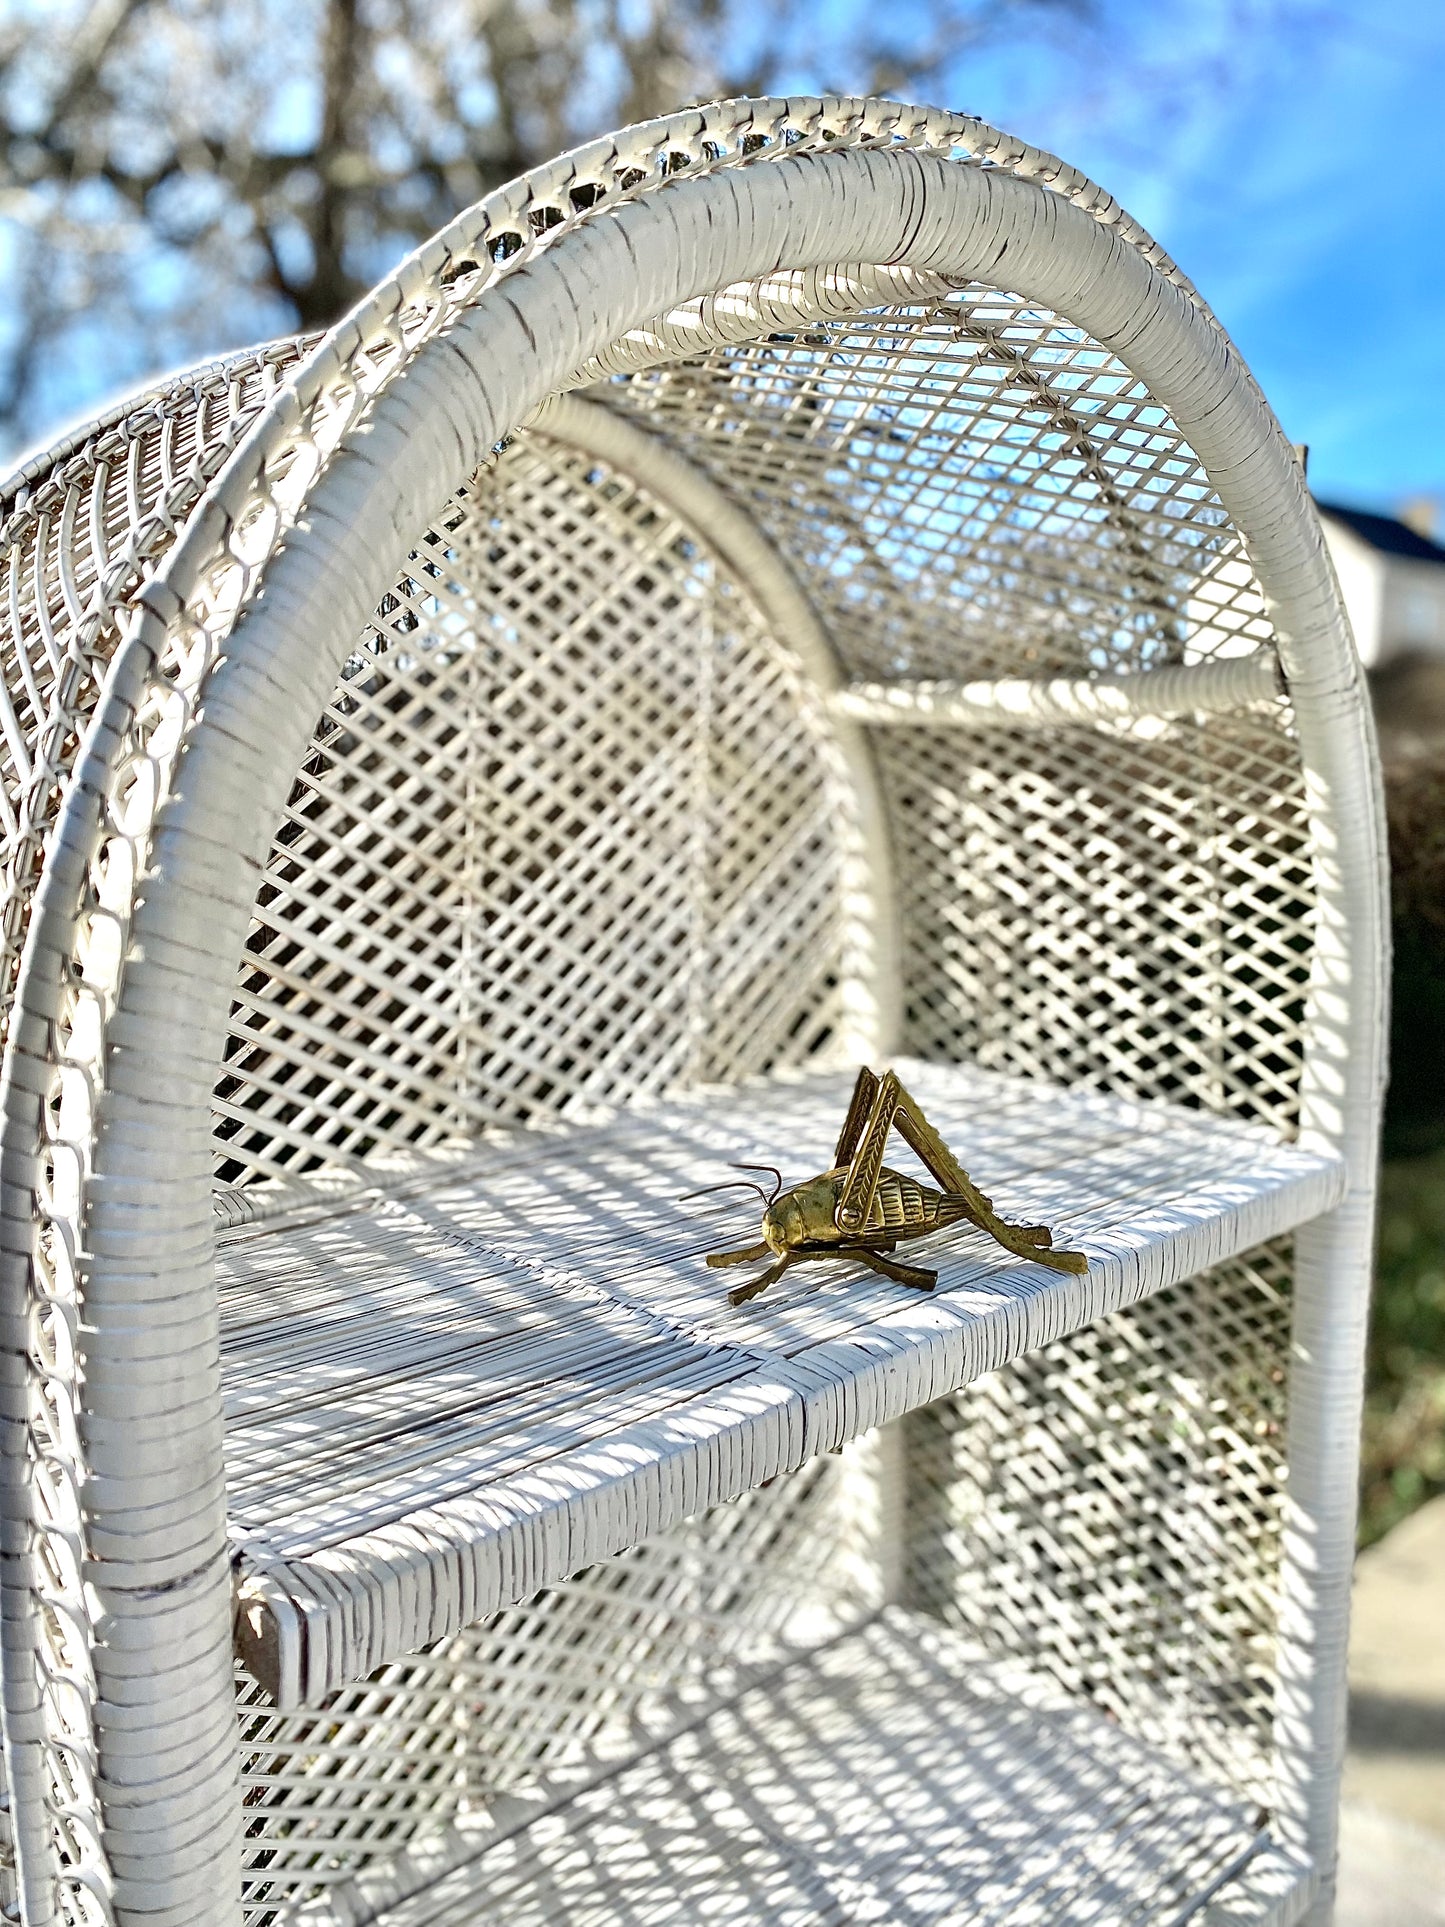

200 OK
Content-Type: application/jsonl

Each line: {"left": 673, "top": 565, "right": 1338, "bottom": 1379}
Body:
{"left": 5, "top": 0, "right": 1442, "bottom": 515}
{"left": 926, "top": 0, "right": 1445, "bottom": 514}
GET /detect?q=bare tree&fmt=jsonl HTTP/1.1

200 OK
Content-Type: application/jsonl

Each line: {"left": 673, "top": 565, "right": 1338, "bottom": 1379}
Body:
{"left": 0, "top": 0, "right": 1089, "bottom": 454}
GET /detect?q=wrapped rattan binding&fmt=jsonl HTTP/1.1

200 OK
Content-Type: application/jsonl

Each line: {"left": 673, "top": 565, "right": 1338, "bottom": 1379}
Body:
{"left": 0, "top": 95, "right": 1383, "bottom": 1927}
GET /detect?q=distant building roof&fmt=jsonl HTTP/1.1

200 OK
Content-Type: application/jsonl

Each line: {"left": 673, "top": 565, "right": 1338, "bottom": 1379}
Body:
{"left": 1316, "top": 500, "right": 1445, "bottom": 566}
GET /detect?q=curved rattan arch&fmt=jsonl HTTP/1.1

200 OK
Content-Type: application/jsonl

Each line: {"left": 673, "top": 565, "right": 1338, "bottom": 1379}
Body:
{"left": 530, "top": 392, "right": 901, "bottom": 1057}
{"left": 0, "top": 103, "right": 1385, "bottom": 1927}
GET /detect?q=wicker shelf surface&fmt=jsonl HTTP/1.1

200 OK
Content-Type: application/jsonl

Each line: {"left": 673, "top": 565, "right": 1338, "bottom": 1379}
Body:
{"left": 223, "top": 1059, "right": 1344, "bottom": 1708}
{"left": 349, "top": 1608, "right": 1314, "bottom": 1927}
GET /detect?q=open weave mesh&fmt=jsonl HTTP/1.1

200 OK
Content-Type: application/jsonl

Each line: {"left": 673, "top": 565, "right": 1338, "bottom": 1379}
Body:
{"left": 236, "top": 1438, "right": 886, "bottom": 1923}
{"left": 208, "top": 285, "right": 1313, "bottom": 1918}
{"left": 879, "top": 715, "right": 1312, "bottom": 1131}
{"left": 213, "top": 284, "right": 1309, "bottom": 1189}
{"left": 0, "top": 262, "right": 1319, "bottom": 1922}
{"left": 606, "top": 285, "right": 1312, "bottom": 1136}
{"left": 606, "top": 288, "right": 1271, "bottom": 680}
{"left": 231, "top": 1224, "right": 1293, "bottom": 1926}
{"left": 905, "top": 1240, "right": 1294, "bottom": 1811}
{"left": 216, "top": 435, "right": 851, "bottom": 1186}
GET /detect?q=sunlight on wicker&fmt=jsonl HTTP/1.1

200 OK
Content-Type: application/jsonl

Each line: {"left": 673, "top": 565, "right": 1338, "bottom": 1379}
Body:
{"left": 907, "top": 1242, "right": 1295, "bottom": 1808}
{"left": 0, "top": 92, "right": 1382, "bottom": 1927}
{"left": 217, "top": 437, "right": 850, "bottom": 1185}
{"left": 218, "top": 1060, "right": 1340, "bottom": 1712}
{"left": 235, "top": 1443, "right": 882, "bottom": 1923}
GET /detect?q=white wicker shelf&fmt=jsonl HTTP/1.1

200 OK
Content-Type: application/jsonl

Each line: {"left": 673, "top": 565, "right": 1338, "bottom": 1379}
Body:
{"left": 224, "top": 1061, "right": 1344, "bottom": 1707}
{"left": 827, "top": 646, "right": 1282, "bottom": 729}
{"left": 347, "top": 1609, "right": 1316, "bottom": 1927}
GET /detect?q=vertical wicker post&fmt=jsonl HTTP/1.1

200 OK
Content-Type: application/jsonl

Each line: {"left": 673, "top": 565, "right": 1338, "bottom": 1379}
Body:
{"left": 0, "top": 99, "right": 1383, "bottom": 1927}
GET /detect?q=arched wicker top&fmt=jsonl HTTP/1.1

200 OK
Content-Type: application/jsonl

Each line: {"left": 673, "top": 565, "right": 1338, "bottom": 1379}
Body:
{"left": 37, "top": 135, "right": 1377, "bottom": 1230}
{"left": 0, "top": 99, "right": 1385, "bottom": 1927}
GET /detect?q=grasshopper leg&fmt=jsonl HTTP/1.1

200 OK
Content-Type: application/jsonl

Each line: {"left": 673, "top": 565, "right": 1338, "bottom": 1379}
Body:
{"left": 728, "top": 1253, "right": 794, "bottom": 1307}
{"left": 832, "top": 1066, "right": 881, "bottom": 1168}
{"left": 852, "top": 1247, "right": 937, "bottom": 1291}
{"left": 706, "top": 1242, "right": 773, "bottom": 1269}
{"left": 887, "top": 1073, "right": 1088, "bottom": 1275}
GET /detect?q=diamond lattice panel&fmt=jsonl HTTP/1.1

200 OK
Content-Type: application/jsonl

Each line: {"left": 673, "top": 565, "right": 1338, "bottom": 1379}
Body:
{"left": 878, "top": 712, "right": 1314, "bottom": 1133}
{"left": 608, "top": 287, "right": 1261, "bottom": 685}
{"left": 236, "top": 1439, "right": 882, "bottom": 1925}
{"left": 904, "top": 1239, "right": 1293, "bottom": 1809}
{"left": 603, "top": 288, "right": 1314, "bottom": 1131}
{"left": 217, "top": 437, "right": 849, "bottom": 1184}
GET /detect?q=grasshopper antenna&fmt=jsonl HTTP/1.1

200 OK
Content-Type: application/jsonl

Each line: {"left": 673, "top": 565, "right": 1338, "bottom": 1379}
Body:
{"left": 678, "top": 1177, "right": 774, "bottom": 1207}
{"left": 729, "top": 1162, "right": 783, "bottom": 1204}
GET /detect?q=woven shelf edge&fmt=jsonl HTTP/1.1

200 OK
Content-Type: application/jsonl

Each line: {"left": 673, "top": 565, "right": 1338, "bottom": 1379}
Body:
{"left": 233, "top": 1124, "right": 1344, "bottom": 1709}
{"left": 832, "top": 646, "right": 1285, "bottom": 728}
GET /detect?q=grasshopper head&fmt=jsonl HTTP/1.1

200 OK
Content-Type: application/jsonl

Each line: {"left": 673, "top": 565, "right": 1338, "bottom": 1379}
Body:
{"left": 761, "top": 1192, "right": 803, "bottom": 1255}
{"left": 763, "top": 1176, "right": 839, "bottom": 1254}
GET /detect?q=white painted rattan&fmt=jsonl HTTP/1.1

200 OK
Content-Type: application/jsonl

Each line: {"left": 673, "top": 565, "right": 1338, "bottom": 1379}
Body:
{"left": 831, "top": 646, "right": 1282, "bottom": 727}
{"left": 348, "top": 1610, "right": 1315, "bottom": 1927}
{"left": 223, "top": 1059, "right": 1342, "bottom": 1708}
{"left": 0, "top": 93, "right": 1384, "bottom": 1927}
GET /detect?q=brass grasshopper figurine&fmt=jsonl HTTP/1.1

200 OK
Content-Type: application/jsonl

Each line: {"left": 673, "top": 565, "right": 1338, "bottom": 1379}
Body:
{"left": 690, "top": 1067, "right": 1088, "bottom": 1307}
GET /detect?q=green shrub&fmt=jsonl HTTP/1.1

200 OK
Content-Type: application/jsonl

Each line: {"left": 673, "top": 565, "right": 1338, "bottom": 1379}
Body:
{"left": 1359, "top": 751, "right": 1445, "bottom": 1542}
{"left": 1361, "top": 1148, "right": 1445, "bottom": 1545}
{"left": 1382, "top": 754, "right": 1445, "bottom": 1159}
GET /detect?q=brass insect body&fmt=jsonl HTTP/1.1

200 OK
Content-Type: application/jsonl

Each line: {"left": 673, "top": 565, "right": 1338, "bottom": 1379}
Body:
{"left": 760, "top": 1168, "right": 968, "bottom": 1257}
{"left": 696, "top": 1067, "right": 1088, "bottom": 1307}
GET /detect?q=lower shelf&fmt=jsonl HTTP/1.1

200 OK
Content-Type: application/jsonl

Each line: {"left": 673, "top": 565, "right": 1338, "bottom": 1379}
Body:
{"left": 359, "top": 1610, "right": 1314, "bottom": 1927}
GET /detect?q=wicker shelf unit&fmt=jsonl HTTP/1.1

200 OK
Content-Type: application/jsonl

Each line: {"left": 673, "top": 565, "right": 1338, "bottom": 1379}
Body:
{"left": 0, "top": 95, "right": 1384, "bottom": 1927}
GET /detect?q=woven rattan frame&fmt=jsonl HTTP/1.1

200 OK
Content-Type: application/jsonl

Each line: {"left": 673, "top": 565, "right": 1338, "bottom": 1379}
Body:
{"left": 0, "top": 96, "right": 1384, "bottom": 1927}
